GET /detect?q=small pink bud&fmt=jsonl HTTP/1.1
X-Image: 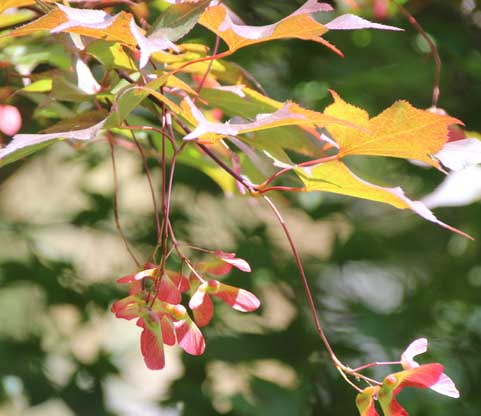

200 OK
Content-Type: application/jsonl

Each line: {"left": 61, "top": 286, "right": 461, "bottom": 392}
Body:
{"left": 172, "top": 304, "right": 187, "bottom": 319}
{"left": 0, "top": 104, "right": 22, "bottom": 136}
{"left": 385, "top": 375, "right": 397, "bottom": 386}
{"left": 207, "top": 279, "right": 220, "bottom": 290}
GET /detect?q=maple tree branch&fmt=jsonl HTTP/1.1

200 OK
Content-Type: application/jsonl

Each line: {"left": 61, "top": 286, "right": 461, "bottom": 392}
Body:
{"left": 108, "top": 135, "right": 141, "bottom": 267}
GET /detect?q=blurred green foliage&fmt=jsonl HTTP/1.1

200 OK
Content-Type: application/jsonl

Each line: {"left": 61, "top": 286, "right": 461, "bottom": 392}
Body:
{"left": 1, "top": 1, "right": 481, "bottom": 415}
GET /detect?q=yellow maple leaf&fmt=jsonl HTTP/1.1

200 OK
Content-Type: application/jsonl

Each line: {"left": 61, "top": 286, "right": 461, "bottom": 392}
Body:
{"left": 295, "top": 159, "right": 472, "bottom": 238}
{"left": 198, "top": 1, "right": 338, "bottom": 55}
{"left": 324, "top": 91, "right": 462, "bottom": 167}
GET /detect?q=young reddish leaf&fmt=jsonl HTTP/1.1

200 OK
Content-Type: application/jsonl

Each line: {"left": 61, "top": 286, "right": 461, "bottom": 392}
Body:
{"left": 173, "top": 315, "right": 206, "bottom": 355}
{"left": 160, "top": 315, "right": 176, "bottom": 346}
{"left": 356, "top": 387, "right": 380, "bottom": 416}
{"left": 191, "top": 288, "right": 214, "bottom": 327}
{"left": 199, "top": 1, "right": 333, "bottom": 54}
{"left": 197, "top": 251, "right": 251, "bottom": 275}
{"left": 215, "top": 251, "right": 251, "bottom": 272}
{"left": 199, "top": 259, "right": 233, "bottom": 276}
{"left": 295, "top": 159, "right": 473, "bottom": 239}
{"left": 401, "top": 338, "right": 460, "bottom": 398}
{"left": 189, "top": 280, "right": 259, "bottom": 325}
{"left": 189, "top": 283, "right": 208, "bottom": 309}
{"left": 157, "top": 271, "right": 189, "bottom": 304}
{"left": 140, "top": 322, "right": 166, "bottom": 370}
{"left": 116, "top": 274, "right": 136, "bottom": 284}
{"left": 324, "top": 91, "right": 462, "bottom": 166}
{"left": 208, "top": 280, "right": 261, "bottom": 312}
{"left": 429, "top": 374, "right": 461, "bottom": 399}
{"left": 132, "top": 268, "right": 157, "bottom": 281}
{"left": 378, "top": 364, "right": 444, "bottom": 416}
{"left": 111, "top": 295, "right": 145, "bottom": 320}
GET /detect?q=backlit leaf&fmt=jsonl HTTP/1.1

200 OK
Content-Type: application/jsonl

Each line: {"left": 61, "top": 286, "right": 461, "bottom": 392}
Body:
{"left": 149, "top": 0, "right": 211, "bottom": 42}
{"left": 181, "top": 95, "right": 353, "bottom": 142}
{"left": 356, "top": 387, "right": 379, "bottom": 416}
{"left": 295, "top": 159, "right": 472, "bottom": 238}
{"left": 435, "top": 137, "right": 481, "bottom": 171}
{"left": 325, "top": 14, "right": 402, "bottom": 31}
{"left": 0, "top": 0, "right": 55, "bottom": 14}
{"left": 86, "top": 40, "right": 137, "bottom": 71}
{"left": 6, "top": 6, "right": 137, "bottom": 47}
{"left": 199, "top": 1, "right": 401, "bottom": 56}
{"left": 0, "top": 111, "right": 107, "bottom": 167}
{"left": 198, "top": 0, "right": 332, "bottom": 54}
{"left": 140, "top": 321, "right": 166, "bottom": 370}
{"left": 324, "top": 91, "right": 461, "bottom": 166}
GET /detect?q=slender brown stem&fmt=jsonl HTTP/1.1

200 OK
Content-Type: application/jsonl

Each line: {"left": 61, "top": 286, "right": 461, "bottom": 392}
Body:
{"left": 108, "top": 136, "right": 141, "bottom": 267}
{"left": 259, "top": 155, "right": 339, "bottom": 188}
{"left": 126, "top": 125, "right": 177, "bottom": 149}
{"left": 338, "top": 368, "right": 364, "bottom": 393}
{"left": 170, "top": 50, "right": 232, "bottom": 77}
{"left": 262, "top": 195, "right": 340, "bottom": 365}
{"left": 195, "top": 35, "right": 221, "bottom": 99}
{"left": 258, "top": 186, "right": 304, "bottom": 193}
{"left": 130, "top": 129, "right": 162, "bottom": 243}
{"left": 158, "top": 100, "right": 169, "bottom": 271}
{"left": 394, "top": 0, "right": 442, "bottom": 107}
{"left": 197, "top": 143, "right": 253, "bottom": 191}
{"left": 351, "top": 361, "right": 402, "bottom": 373}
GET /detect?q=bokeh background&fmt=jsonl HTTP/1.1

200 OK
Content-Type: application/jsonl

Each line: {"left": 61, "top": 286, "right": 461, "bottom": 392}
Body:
{"left": 1, "top": 0, "right": 481, "bottom": 415}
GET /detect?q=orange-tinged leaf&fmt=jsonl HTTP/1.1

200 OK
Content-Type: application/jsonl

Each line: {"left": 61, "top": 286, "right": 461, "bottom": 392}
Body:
{"left": 198, "top": 1, "right": 332, "bottom": 54}
{"left": 378, "top": 364, "right": 445, "bottom": 416}
{"left": 5, "top": 6, "right": 137, "bottom": 47}
{"left": 295, "top": 159, "right": 473, "bottom": 238}
{"left": 0, "top": 0, "right": 55, "bottom": 14}
{"left": 181, "top": 95, "right": 358, "bottom": 143}
{"left": 4, "top": 8, "right": 65, "bottom": 38}
{"left": 324, "top": 91, "right": 462, "bottom": 166}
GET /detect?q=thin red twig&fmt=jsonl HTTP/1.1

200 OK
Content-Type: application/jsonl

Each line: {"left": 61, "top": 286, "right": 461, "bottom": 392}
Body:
{"left": 195, "top": 35, "right": 221, "bottom": 99}
{"left": 130, "top": 129, "right": 162, "bottom": 243}
{"left": 394, "top": 0, "right": 442, "bottom": 107}
{"left": 108, "top": 135, "right": 141, "bottom": 267}
{"left": 261, "top": 195, "right": 340, "bottom": 365}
